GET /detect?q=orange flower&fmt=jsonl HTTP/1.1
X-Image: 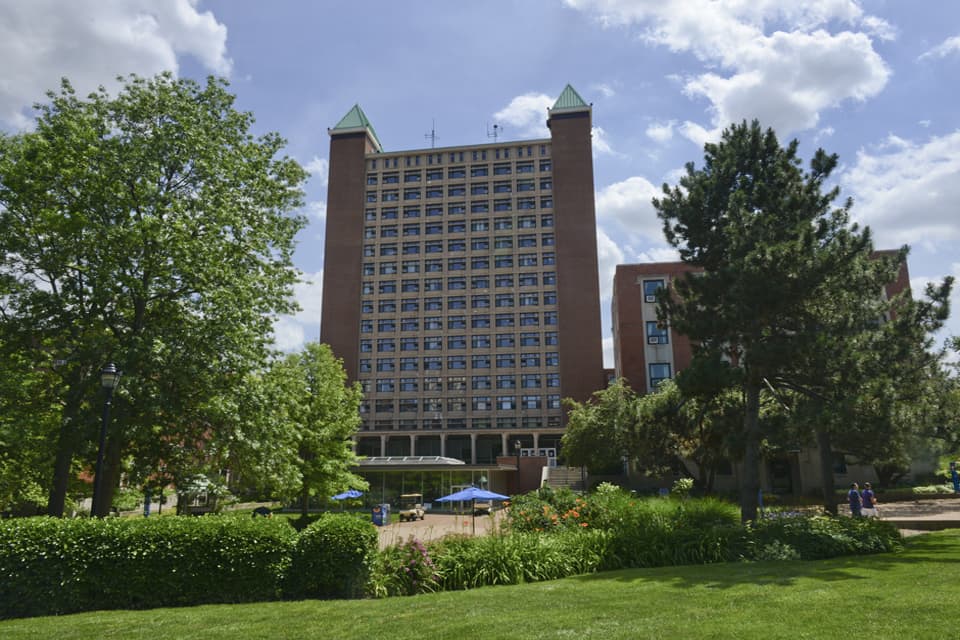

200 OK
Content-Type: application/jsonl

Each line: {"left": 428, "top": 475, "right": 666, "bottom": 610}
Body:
{"left": 580, "top": 522, "right": 589, "bottom": 527}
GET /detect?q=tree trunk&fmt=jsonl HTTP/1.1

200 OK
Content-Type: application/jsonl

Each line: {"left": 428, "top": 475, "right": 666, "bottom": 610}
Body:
{"left": 739, "top": 379, "right": 762, "bottom": 523}
{"left": 47, "top": 421, "right": 76, "bottom": 517}
{"left": 46, "top": 382, "right": 86, "bottom": 517}
{"left": 300, "top": 479, "right": 310, "bottom": 518}
{"left": 816, "top": 428, "right": 838, "bottom": 515}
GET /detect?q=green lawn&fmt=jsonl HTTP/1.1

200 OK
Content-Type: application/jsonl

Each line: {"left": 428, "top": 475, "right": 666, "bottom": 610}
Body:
{"left": 3, "top": 531, "right": 959, "bottom": 639}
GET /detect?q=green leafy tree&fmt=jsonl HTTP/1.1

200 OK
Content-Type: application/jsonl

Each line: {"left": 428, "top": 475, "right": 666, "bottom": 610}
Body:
{"left": 284, "top": 342, "right": 367, "bottom": 517}
{"left": 562, "top": 376, "right": 744, "bottom": 491}
{"left": 0, "top": 343, "right": 63, "bottom": 513}
{"left": 0, "top": 73, "right": 307, "bottom": 516}
{"left": 775, "top": 262, "right": 951, "bottom": 509}
{"left": 654, "top": 120, "right": 881, "bottom": 521}
{"left": 562, "top": 379, "right": 638, "bottom": 474}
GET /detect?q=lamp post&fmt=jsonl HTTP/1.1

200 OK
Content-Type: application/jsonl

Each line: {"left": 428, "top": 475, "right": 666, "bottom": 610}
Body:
{"left": 91, "top": 363, "right": 121, "bottom": 517}
{"left": 514, "top": 440, "right": 522, "bottom": 493}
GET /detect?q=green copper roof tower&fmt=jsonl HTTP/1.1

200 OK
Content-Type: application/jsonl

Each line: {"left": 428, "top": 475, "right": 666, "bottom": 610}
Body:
{"left": 550, "top": 84, "right": 590, "bottom": 113}
{"left": 330, "top": 103, "right": 383, "bottom": 152}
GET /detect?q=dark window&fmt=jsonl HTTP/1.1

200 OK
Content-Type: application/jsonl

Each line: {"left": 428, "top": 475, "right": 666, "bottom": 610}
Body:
{"left": 643, "top": 279, "right": 665, "bottom": 303}
{"left": 649, "top": 363, "right": 671, "bottom": 389}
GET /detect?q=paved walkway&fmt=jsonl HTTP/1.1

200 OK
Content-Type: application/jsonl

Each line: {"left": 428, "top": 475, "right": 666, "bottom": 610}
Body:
{"left": 850, "top": 496, "right": 960, "bottom": 536}
{"left": 377, "top": 512, "right": 504, "bottom": 548}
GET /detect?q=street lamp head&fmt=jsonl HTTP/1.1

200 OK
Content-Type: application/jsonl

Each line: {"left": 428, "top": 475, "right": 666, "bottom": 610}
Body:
{"left": 514, "top": 440, "right": 521, "bottom": 452}
{"left": 100, "top": 363, "right": 122, "bottom": 390}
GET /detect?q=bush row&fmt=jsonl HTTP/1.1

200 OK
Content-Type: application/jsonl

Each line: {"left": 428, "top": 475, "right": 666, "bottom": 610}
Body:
{"left": 368, "top": 488, "right": 902, "bottom": 597}
{"left": 0, "top": 513, "right": 377, "bottom": 619}
{"left": 2, "top": 491, "right": 905, "bottom": 617}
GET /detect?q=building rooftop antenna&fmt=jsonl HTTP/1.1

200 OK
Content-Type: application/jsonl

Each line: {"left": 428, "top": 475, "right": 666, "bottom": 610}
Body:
{"left": 424, "top": 119, "right": 439, "bottom": 148}
{"left": 487, "top": 123, "right": 503, "bottom": 143}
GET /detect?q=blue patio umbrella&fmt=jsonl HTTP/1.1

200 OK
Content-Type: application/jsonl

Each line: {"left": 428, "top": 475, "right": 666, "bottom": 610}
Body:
{"left": 331, "top": 489, "right": 364, "bottom": 500}
{"left": 436, "top": 486, "right": 510, "bottom": 535}
{"left": 435, "top": 487, "right": 509, "bottom": 503}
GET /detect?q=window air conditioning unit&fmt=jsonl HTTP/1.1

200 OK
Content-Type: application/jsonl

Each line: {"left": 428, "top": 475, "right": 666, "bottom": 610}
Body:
{"left": 644, "top": 295, "right": 657, "bottom": 303}
{"left": 647, "top": 336, "right": 660, "bottom": 345}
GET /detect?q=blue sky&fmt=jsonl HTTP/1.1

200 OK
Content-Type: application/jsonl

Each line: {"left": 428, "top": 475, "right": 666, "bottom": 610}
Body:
{"left": 2, "top": 1, "right": 958, "bottom": 365}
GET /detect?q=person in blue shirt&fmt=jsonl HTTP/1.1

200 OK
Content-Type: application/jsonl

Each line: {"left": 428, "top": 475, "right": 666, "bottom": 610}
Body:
{"left": 848, "top": 482, "right": 863, "bottom": 517}
{"left": 861, "top": 482, "right": 878, "bottom": 517}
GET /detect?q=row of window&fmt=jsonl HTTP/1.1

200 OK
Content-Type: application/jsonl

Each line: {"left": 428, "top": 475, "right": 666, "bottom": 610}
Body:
{"left": 363, "top": 214, "right": 554, "bottom": 231}
{"left": 367, "top": 177, "right": 553, "bottom": 194}
{"left": 361, "top": 292, "right": 557, "bottom": 314}
{"left": 359, "top": 352, "right": 559, "bottom": 373}
{"left": 358, "top": 312, "right": 557, "bottom": 330}
{"left": 364, "top": 316, "right": 558, "bottom": 333}
{"left": 367, "top": 206, "right": 553, "bottom": 222}
{"left": 362, "top": 272, "right": 556, "bottom": 297}
{"left": 367, "top": 160, "right": 552, "bottom": 183}
{"left": 366, "top": 193, "right": 553, "bottom": 210}
{"left": 364, "top": 332, "right": 557, "bottom": 349}
{"left": 362, "top": 234, "right": 554, "bottom": 254}
{"left": 362, "top": 332, "right": 558, "bottom": 352}
{"left": 360, "top": 415, "right": 562, "bottom": 431}
{"left": 361, "top": 394, "right": 563, "bottom": 413}
{"left": 363, "top": 252, "right": 556, "bottom": 275}
{"left": 368, "top": 145, "right": 550, "bottom": 171}
{"left": 362, "top": 373, "right": 561, "bottom": 392}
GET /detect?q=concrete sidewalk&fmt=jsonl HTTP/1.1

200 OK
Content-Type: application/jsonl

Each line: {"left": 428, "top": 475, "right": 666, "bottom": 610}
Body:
{"left": 377, "top": 512, "right": 504, "bottom": 548}
{"left": 864, "top": 496, "right": 960, "bottom": 534}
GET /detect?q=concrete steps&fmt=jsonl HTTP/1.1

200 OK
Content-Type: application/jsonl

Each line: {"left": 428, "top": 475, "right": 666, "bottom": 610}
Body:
{"left": 541, "top": 466, "right": 587, "bottom": 492}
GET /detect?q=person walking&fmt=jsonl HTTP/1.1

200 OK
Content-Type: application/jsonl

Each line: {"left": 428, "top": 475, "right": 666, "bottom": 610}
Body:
{"left": 848, "top": 482, "right": 863, "bottom": 517}
{"left": 861, "top": 482, "right": 878, "bottom": 517}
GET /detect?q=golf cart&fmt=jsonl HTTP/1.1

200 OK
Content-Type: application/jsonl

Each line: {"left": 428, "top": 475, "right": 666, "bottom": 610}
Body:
{"left": 398, "top": 493, "right": 426, "bottom": 521}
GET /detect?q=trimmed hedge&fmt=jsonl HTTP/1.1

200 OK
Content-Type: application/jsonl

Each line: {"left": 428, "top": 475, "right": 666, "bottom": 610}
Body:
{"left": 0, "top": 514, "right": 378, "bottom": 618}
{"left": 283, "top": 514, "right": 378, "bottom": 600}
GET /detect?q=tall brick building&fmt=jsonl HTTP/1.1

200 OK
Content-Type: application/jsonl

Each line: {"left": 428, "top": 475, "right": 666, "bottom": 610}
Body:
{"left": 320, "top": 85, "right": 604, "bottom": 467}
{"left": 612, "top": 253, "right": 912, "bottom": 394}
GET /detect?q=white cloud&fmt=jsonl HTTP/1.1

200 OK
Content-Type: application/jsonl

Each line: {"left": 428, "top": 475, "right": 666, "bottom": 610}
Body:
{"left": 272, "top": 317, "right": 306, "bottom": 352}
{"left": 814, "top": 126, "right": 835, "bottom": 142}
{"left": 595, "top": 176, "right": 663, "bottom": 241}
{"left": 919, "top": 35, "right": 960, "bottom": 60}
{"left": 844, "top": 131, "right": 960, "bottom": 249}
{"left": 304, "top": 156, "right": 329, "bottom": 187}
{"left": 596, "top": 227, "right": 625, "bottom": 303}
{"left": 0, "top": 0, "right": 231, "bottom": 129}
{"left": 633, "top": 247, "right": 680, "bottom": 263}
{"left": 602, "top": 336, "right": 615, "bottom": 369}
{"left": 592, "top": 126, "right": 620, "bottom": 156}
{"left": 565, "top": 0, "right": 890, "bottom": 142}
{"left": 593, "top": 83, "right": 616, "bottom": 98}
{"left": 646, "top": 120, "right": 675, "bottom": 144}
{"left": 272, "top": 271, "right": 323, "bottom": 352}
{"left": 492, "top": 93, "right": 552, "bottom": 138}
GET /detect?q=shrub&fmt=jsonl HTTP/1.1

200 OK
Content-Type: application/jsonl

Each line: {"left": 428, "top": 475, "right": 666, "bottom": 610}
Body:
{"left": 371, "top": 536, "right": 440, "bottom": 597}
{"left": 283, "top": 513, "right": 378, "bottom": 600}
{"left": 671, "top": 477, "right": 694, "bottom": 499}
{"left": 753, "top": 540, "right": 801, "bottom": 561}
{"left": 750, "top": 513, "right": 902, "bottom": 560}
{"left": 112, "top": 487, "right": 144, "bottom": 512}
{"left": 430, "top": 529, "right": 608, "bottom": 591}
{"left": 0, "top": 516, "right": 297, "bottom": 619}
